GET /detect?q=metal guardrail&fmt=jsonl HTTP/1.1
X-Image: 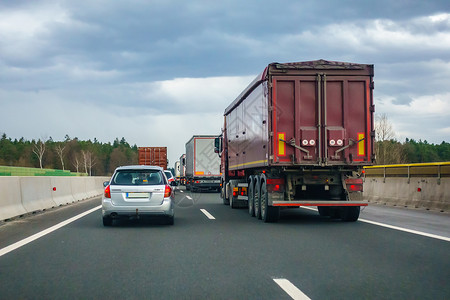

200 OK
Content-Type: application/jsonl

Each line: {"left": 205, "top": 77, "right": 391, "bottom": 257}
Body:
{"left": 364, "top": 162, "right": 450, "bottom": 184}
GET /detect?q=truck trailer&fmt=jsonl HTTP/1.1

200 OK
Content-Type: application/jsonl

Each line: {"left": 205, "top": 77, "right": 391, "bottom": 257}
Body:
{"left": 185, "top": 136, "right": 221, "bottom": 192}
{"left": 138, "top": 147, "right": 168, "bottom": 170}
{"left": 215, "top": 60, "right": 374, "bottom": 222}
{"left": 179, "top": 154, "right": 186, "bottom": 185}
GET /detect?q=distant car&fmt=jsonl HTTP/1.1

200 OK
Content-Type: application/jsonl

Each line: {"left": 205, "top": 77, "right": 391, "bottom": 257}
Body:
{"left": 164, "top": 170, "right": 176, "bottom": 186}
{"left": 102, "top": 165, "right": 174, "bottom": 226}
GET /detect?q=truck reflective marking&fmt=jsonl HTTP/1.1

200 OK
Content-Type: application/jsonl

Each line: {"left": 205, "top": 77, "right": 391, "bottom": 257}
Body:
{"left": 358, "top": 133, "right": 365, "bottom": 156}
{"left": 278, "top": 132, "right": 286, "bottom": 156}
{"left": 229, "top": 159, "right": 268, "bottom": 169}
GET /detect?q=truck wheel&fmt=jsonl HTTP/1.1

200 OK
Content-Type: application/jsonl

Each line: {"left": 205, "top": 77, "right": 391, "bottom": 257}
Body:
{"left": 230, "top": 180, "right": 239, "bottom": 208}
{"left": 318, "top": 206, "right": 330, "bottom": 217}
{"left": 223, "top": 183, "right": 230, "bottom": 205}
{"left": 248, "top": 176, "right": 255, "bottom": 217}
{"left": 254, "top": 177, "right": 262, "bottom": 219}
{"left": 340, "top": 206, "right": 360, "bottom": 222}
{"left": 260, "top": 180, "right": 280, "bottom": 223}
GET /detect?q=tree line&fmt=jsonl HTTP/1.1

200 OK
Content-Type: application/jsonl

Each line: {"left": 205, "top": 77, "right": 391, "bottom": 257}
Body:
{"left": 374, "top": 114, "right": 450, "bottom": 164}
{"left": 0, "top": 134, "right": 138, "bottom": 176}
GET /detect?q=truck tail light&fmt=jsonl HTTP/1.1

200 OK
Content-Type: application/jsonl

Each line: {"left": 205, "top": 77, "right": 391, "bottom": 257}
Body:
{"left": 164, "top": 185, "right": 172, "bottom": 197}
{"left": 345, "top": 178, "right": 363, "bottom": 192}
{"left": 104, "top": 185, "right": 111, "bottom": 198}
{"left": 233, "top": 187, "right": 239, "bottom": 197}
{"left": 266, "top": 178, "right": 285, "bottom": 192}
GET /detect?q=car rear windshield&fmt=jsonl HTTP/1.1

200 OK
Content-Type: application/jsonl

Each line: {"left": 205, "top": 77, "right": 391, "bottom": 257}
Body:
{"left": 112, "top": 170, "right": 165, "bottom": 185}
{"left": 164, "top": 171, "right": 173, "bottom": 178}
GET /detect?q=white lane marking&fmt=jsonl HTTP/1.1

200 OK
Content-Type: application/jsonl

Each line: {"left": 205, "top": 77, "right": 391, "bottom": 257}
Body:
{"left": 359, "top": 218, "right": 450, "bottom": 242}
{"left": 301, "top": 207, "right": 450, "bottom": 242}
{"left": 0, "top": 205, "right": 101, "bottom": 257}
{"left": 179, "top": 190, "right": 184, "bottom": 193}
{"left": 186, "top": 196, "right": 192, "bottom": 200}
{"left": 273, "top": 278, "right": 311, "bottom": 300}
{"left": 200, "top": 209, "right": 216, "bottom": 220}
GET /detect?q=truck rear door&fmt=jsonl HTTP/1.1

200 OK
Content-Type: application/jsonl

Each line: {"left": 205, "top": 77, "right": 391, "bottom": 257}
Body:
{"left": 272, "top": 74, "right": 373, "bottom": 165}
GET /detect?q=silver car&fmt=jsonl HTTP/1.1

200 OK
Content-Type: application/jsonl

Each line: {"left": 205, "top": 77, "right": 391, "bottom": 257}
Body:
{"left": 102, "top": 165, "right": 174, "bottom": 226}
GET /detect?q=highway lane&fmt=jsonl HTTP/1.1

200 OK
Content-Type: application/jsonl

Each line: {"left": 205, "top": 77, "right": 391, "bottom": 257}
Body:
{"left": 0, "top": 187, "right": 449, "bottom": 299}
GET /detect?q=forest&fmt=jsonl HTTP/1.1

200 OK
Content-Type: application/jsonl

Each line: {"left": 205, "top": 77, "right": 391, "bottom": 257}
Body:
{"left": 1, "top": 132, "right": 449, "bottom": 176}
{"left": 0, "top": 134, "right": 138, "bottom": 176}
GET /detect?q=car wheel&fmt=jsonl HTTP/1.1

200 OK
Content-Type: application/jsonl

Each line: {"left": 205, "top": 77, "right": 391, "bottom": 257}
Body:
{"left": 103, "top": 216, "right": 112, "bottom": 226}
{"left": 167, "top": 215, "right": 174, "bottom": 225}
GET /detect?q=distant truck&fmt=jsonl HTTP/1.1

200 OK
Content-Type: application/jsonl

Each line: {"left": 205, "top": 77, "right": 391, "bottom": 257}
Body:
{"left": 214, "top": 60, "right": 374, "bottom": 222}
{"left": 179, "top": 154, "right": 186, "bottom": 185}
{"left": 138, "top": 147, "right": 168, "bottom": 170}
{"left": 174, "top": 161, "right": 181, "bottom": 185}
{"left": 185, "top": 136, "right": 221, "bottom": 192}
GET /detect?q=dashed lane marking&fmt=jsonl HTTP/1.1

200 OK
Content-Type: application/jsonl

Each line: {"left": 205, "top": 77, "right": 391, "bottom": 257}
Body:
{"left": 273, "top": 278, "right": 311, "bottom": 300}
{"left": 200, "top": 209, "right": 216, "bottom": 220}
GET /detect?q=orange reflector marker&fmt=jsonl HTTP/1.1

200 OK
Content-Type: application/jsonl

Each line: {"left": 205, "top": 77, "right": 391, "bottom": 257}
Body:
{"left": 358, "top": 133, "right": 365, "bottom": 156}
{"left": 278, "top": 133, "right": 286, "bottom": 156}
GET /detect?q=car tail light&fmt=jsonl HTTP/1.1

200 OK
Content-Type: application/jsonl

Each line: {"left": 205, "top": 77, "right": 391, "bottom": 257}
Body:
{"left": 164, "top": 185, "right": 172, "bottom": 197}
{"left": 104, "top": 185, "right": 111, "bottom": 198}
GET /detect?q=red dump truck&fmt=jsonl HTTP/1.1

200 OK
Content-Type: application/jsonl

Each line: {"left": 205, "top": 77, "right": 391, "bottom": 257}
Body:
{"left": 214, "top": 60, "right": 374, "bottom": 222}
{"left": 138, "top": 147, "right": 168, "bottom": 170}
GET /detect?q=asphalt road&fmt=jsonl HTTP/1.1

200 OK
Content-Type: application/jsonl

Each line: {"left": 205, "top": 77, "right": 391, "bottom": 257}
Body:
{"left": 0, "top": 187, "right": 449, "bottom": 299}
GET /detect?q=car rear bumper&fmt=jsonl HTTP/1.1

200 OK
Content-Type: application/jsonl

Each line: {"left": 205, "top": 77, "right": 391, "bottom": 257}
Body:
{"left": 102, "top": 198, "right": 174, "bottom": 218}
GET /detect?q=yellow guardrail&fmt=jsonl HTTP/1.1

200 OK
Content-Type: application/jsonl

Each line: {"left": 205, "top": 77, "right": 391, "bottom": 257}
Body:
{"left": 364, "top": 162, "right": 450, "bottom": 184}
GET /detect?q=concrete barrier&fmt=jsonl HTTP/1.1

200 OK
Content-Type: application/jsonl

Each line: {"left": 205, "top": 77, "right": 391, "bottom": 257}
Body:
{"left": 51, "top": 177, "right": 76, "bottom": 206}
{"left": 71, "top": 177, "right": 89, "bottom": 201}
{"left": 364, "top": 177, "right": 449, "bottom": 212}
{"left": 0, "top": 176, "right": 109, "bottom": 221}
{"left": 20, "top": 177, "right": 57, "bottom": 213}
{"left": 0, "top": 177, "right": 27, "bottom": 220}
{"left": 363, "top": 163, "right": 450, "bottom": 213}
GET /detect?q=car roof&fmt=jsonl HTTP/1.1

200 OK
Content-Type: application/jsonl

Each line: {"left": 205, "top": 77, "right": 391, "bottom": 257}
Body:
{"left": 115, "top": 165, "right": 163, "bottom": 171}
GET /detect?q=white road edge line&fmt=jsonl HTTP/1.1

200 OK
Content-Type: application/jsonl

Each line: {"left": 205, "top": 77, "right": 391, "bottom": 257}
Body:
{"left": 200, "top": 209, "right": 216, "bottom": 220}
{"left": 359, "top": 218, "right": 450, "bottom": 242}
{"left": 301, "top": 206, "right": 450, "bottom": 242}
{"left": 273, "top": 278, "right": 311, "bottom": 300}
{"left": 0, "top": 205, "right": 102, "bottom": 257}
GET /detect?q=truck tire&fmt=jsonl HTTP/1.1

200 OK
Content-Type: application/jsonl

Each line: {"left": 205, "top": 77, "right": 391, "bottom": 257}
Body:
{"left": 254, "top": 176, "right": 262, "bottom": 219}
{"left": 248, "top": 176, "right": 255, "bottom": 217}
{"left": 223, "top": 182, "right": 230, "bottom": 205}
{"left": 318, "top": 206, "right": 330, "bottom": 217}
{"left": 230, "top": 180, "right": 238, "bottom": 209}
{"left": 260, "top": 180, "right": 280, "bottom": 223}
{"left": 339, "top": 206, "right": 360, "bottom": 222}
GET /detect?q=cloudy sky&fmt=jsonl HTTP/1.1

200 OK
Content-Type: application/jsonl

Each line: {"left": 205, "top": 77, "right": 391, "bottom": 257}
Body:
{"left": 1, "top": 0, "right": 449, "bottom": 166}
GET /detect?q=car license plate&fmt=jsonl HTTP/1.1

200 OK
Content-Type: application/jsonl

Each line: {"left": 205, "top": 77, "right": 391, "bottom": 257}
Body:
{"left": 126, "top": 192, "right": 150, "bottom": 198}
